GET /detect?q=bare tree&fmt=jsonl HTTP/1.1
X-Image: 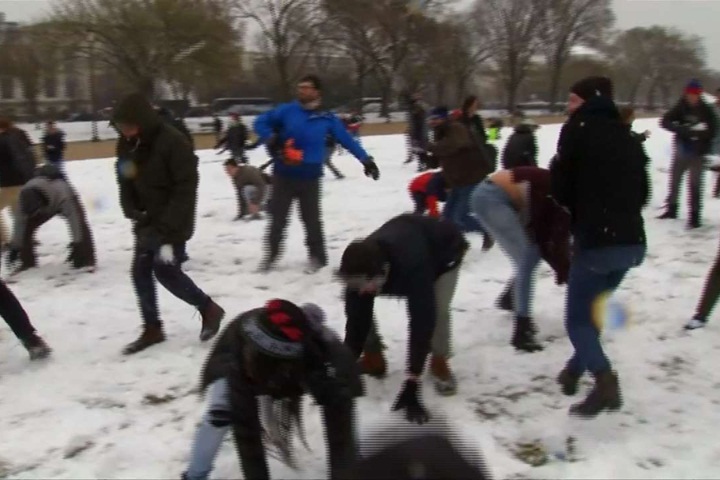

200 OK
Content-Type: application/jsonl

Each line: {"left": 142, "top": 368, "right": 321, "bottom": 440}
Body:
{"left": 233, "top": 0, "right": 325, "bottom": 100}
{"left": 472, "top": 0, "right": 545, "bottom": 111}
{"left": 538, "top": 0, "right": 614, "bottom": 111}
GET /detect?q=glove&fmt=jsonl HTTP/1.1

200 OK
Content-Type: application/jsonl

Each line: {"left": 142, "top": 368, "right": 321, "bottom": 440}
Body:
{"left": 282, "top": 139, "right": 303, "bottom": 165}
{"left": 392, "top": 379, "right": 429, "bottom": 424}
{"left": 363, "top": 158, "right": 380, "bottom": 180}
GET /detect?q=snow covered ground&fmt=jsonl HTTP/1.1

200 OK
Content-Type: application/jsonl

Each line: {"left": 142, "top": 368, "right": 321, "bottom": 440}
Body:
{"left": 2, "top": 118, "right": 720, "bottom": 479}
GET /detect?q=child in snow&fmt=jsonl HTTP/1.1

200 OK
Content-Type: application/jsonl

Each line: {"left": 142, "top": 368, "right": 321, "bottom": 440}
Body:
{"left": 501, "top": 118, "right": 539, "bottom": 169}
{"left": 183, "top": 299, "right": 362, "bottom": 480}
{"left": 408, "top": 170, "right": 446, "bottom": 217}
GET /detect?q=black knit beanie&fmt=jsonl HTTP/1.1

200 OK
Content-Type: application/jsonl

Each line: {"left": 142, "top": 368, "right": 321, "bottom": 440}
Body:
{"left": 570, "top": 76, "right": 614, "bottom": 101}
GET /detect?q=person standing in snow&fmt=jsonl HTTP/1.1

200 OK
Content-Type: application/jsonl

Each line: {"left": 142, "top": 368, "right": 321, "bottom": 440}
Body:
{"left": 550, "top": 76, "right": 649, "bottom": 417}
{"left": 501, "top": 119, "right": 539, "bottom": 169}
{"left": 471, "top": 166, "right": 571, "bottom": 352}
{"left": 339, "top": 214, "right": 469, "bottom": 420}
{"left": 5, "top": 164, "right": 96, "bottom": 273}
{"left": 215, "top": 113, "right": 249, "bottom": 164}
{"left": 657, "top": 79, "right": 717, "bottom": 228}
{"left": 404, "top": 91, "right": 430, "bottom": 171}
{"left": 183, "top": 299, "right": 362, "bottom": 480}
{"left": 408, "top": 170, "right": 446, "bottom": 217}
{"left": 0, "top": 118, "right": 36, "bottom": 247}
{"left": 112, "top": 93, "right": 225, "bottom": 355}
{"left": 223, "top": 159, "right": 270, "bottom": 221}
{"left": 253, "top": 75, "right": 379, "bottom": 274}
{"left": 41, "top": 121, "right": 66, "bottom": 172}
{"left": 0, "top": 274, "right": 51, "bottom": 361}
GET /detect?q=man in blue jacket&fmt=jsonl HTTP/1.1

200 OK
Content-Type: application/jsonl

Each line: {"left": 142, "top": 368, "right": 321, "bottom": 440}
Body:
{"left": 253, "top": 75, "right": 380, "bottom": 273}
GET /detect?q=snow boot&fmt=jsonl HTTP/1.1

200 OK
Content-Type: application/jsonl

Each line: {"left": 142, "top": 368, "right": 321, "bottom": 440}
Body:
{"left": 657, "top": 203, "right": 677, "bottom": 219}
{"left": 430, "top": 355, "right": 457, "bottom": 396}
{"left": 688, "top": 211, "right": 701, "bottom": 229}
{"left": 22, "top": 334, "right": 51, "bottom": 361}
{"left": 123, "top": 323, "right": 166, "bottom": 355}
{"left": 359, "top": 351, "right": 387, "bottom": 379}
{"left": 200, "top": 299, "right": 225, "bottom": 342}
{"left": 511, "top": 316, "right": 543, "bottom": 352}
{"left": 557, "top": 367, "right": 582, "bottom": 396}
{"left": 496, "top": 285, "right": 513, "bottom": 312}
{"left": 570, "top": 370, "right": 622, "bottom": 418}
{"left": 684, "top": 316, "right": 707, "bottom": 330}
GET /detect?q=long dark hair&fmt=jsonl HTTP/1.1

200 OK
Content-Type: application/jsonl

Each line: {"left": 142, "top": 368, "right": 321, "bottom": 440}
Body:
{"left": 461, "top": 95, "right": 478, "bottom": 117}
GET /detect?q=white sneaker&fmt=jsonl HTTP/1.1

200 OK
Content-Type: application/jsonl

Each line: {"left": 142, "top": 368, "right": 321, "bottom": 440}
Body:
{"left": 684, "top": 318, "right": 706, "bottom": 330}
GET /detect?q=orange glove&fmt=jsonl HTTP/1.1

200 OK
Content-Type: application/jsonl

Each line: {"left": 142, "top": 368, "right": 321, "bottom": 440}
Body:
{"left": 283, "top": 139, "right": 304, "bottom": 165}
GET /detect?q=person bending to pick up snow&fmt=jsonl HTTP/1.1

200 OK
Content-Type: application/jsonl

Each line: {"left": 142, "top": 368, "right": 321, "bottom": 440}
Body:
{"left": 183, "top": 299, "right": 362, "bottom": 480}
{"left": 338, "top": 214, "right": 469, "bottom": 423}
{"left": 113, "top": 93, "right": 225, "bottom": 355}
{"left": 6, "top": 164, "right": 96, "bottom": 273}
{"left": 471, "top": 166, "right": 570, "bottom": 353}
{"left": 408, "top": 170, "right": 446, "bottom": 217}
{"left": 223, "top": 160, "right": 270, "bottom": 221}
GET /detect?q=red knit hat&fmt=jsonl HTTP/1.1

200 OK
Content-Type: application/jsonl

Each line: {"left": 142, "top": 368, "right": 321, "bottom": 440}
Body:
{"left": 685, "top": 79, "right": 703, "bottom": 95}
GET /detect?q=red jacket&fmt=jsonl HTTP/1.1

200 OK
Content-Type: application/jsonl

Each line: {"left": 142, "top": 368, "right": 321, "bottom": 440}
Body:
{"left": 511, "top": 166, "right": 571, "bottom": 285}
{"left": 409, "top": 172, "right": 441, "bottom": 217}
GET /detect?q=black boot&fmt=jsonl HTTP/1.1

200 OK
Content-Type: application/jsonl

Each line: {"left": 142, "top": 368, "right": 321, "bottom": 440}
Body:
{"left": 200, "top": 298, "right": 225, "bottom": 342}
{"left": 688, "top": 211, "right": 701, "bottom": 229}
{"left": 22, "top": 333, "right": 52, "bottom": 361}
{"left": 496, "top": 285, "right": 513, "bottom": 312}
{"left": 557, "top": 367, "right": 582, "bottom": 396}
{"left": 123, "top": 323, "right": 166, "bottom": 355}
{"left": 657, "top": 203, "right": 677, "bottom": 219}
{"left": 511, "top": 316, "right": 543, "bottom": 352}
{"left": 570, "top": 370, "right": 622, "bottom": 418}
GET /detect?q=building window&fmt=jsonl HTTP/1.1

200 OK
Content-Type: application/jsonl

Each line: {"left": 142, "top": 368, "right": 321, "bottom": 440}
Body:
{"left": 0, "top": 76, "right": 14, "bottom": 99}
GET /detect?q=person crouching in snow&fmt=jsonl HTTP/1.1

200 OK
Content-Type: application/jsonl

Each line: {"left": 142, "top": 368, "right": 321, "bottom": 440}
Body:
{"left": 183, "top": 299, "right": 362, "bottom": 480}
{"left": 223, "top": 160, "right": 270, "bottom": 221}
{"left": 408, "top": 170, "right": 446, "bottom": 217}
{"left": 5, "top": 164, "right": 96, "bottom": 273}
{"left": 339, "top": 214, "right": 469, "bottom": 422}
{"left": 501, "top": 118, "right": 539, "bottom": 169}
{"left": 471, "top": 166, "right": 571, "bottom": 353}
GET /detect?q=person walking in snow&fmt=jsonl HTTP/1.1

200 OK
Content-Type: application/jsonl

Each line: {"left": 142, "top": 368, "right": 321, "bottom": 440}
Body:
{"left": 112, "top": 93, "right": 226, "bottom": 355}
{"left": 5, "top": 164, "right": 96, "bottom": 273}
{"left": 223, "top": 159, "right": 270, "bottom": 221}
{"left": 41, "top": 121, "right": 66, "bottom": 172}
{"left": 550, "top": 76, "right": 649, "bottom": 417}
{"left": 183, "top": 299, "right": 362, "bottom": 480}
{"left": 215, "top": 113, "right": 249, "bottom": 164}
{"left": 253, "top": 75, "right": 379, "bottom": 274}
{"left": 404, "top": 91, "right": 430, "bottom": 171}
{"left": 339, "top": 214, "right": 469, "bottom": 421}
{"left": 408, "top": 170, "right": 446, "bottom": 217}
{"left": 501, "top": 119, "right": 539, "bottom": 169}
{"left": 0, "top": 273, "right": 51, "bottom": 361}
{"left": 658, "top": 79, "right": 717, "bottom": 228}
{"left": 471, "top": 166, "right": 571, "bottom": 352}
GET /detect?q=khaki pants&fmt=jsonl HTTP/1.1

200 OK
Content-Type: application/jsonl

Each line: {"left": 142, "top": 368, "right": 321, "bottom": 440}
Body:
{"left": 0, "top": 186, "right": 22, "bottom": 246}
{"left": 364, "top": 266, "right": 460, "bottom": 358}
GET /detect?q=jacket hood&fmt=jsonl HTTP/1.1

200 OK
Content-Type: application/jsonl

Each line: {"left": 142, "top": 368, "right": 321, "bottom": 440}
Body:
{"left": 573, "top": 95, "right": 620, "bottom": 120}
{"left": 112, "top": 93, "right": 161, "bottom": 133}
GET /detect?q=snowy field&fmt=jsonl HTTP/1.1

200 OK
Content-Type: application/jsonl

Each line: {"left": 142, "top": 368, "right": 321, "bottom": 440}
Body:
{"left": 2, "top": 118, "right": 720, "bottom": 479}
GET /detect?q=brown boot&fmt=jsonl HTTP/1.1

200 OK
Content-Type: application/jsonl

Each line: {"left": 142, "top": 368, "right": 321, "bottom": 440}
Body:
{"left": 430, "top": 355, "right": 457, "bottom": 396}
{"left": 123, "top": 323, "right": 166, "bottom": 355}
{"left": 359, "top": 352, "right": 387, "bottom": 379}
{"left": 200, "top": 298, "right": 225, "bottom": 342}
{"left": 570, "top": 370, "right": 622, "bottom": 418}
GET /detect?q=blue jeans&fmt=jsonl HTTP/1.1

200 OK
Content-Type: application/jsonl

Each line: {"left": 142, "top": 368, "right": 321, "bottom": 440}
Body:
{"left": 470, "top": 180, "right": 541, "bottom": 317}
{"left": 186, "top": 379, "right": 231, "bottom": 480}
{"left": 565, "top": 245, "right": 646, "bottom": 375}
{"left": 444, "top": 184, "right": 483, "bottom": 233}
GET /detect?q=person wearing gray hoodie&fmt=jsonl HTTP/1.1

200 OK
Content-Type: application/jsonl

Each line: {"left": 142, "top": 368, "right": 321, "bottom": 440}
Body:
{"left": 6, "top": 164, "right": 96, "bottom": 272}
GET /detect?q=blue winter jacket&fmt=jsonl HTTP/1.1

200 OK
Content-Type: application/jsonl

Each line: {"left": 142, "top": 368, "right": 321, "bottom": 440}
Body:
{"left": 254, "top": 101, "right": 371, "bottom": 179}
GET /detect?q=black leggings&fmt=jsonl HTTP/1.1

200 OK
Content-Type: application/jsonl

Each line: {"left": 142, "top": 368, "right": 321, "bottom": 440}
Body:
{"left": 0, "top": 281, "right": 36, "bottom": 340}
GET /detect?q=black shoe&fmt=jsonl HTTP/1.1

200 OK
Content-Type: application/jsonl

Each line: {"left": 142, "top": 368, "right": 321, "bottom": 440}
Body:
{"left": 200, "top": 299, "right": 225, "bottom": 342}
{"left": 657, "top": 203, "right": 678, "bottom": 219}
{"left": 123, "top": 324, "right": 166, "bottom": 355}
{"left": 570, "top": 370, "right": 622, "bottom": 418}
{"left": 511, "top": 316, "right": 543, "bottom": 352}
{"left": 557, "top": 367, "right": 582, "bottom": 396}
{"left": 22, "top": 334, "right": 52, "bottom": 360}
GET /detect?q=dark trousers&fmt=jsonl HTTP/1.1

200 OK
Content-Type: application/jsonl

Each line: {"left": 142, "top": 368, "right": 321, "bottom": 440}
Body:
{"left": 411, "top": 191, "right": 427, "bottom": 214}
{"left": 666, "top": 144, "right": 705, "bottom": 214}
{"left": 0, "top": 280, "right": 36, "bottom": 341}
{"left": 266, "top": 175, "right": 326, "bottom": 265}
{"left": 231, "top": 177, "right": 249, "bottom": 217}
{"left": 444, "top": 184, "right": 483, "bottom": 233}
{"left": 565, "top": 245, "right": 645, "bottom": 375}
{"left": 132, "top": 242, "right": 209, "bottom": 327}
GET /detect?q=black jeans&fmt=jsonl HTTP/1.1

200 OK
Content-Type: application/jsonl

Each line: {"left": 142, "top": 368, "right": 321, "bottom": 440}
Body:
{"left": 411, "top": 191, "right": 427, "bottom": 214}
{"left": 0, "top": 280, "right": 36, "bottom": 340}
{"left": 266, "top": 175, "right": 326, "bottom": 265}
{"left": 132, "top": 242, "right": 209, "bottom": 327}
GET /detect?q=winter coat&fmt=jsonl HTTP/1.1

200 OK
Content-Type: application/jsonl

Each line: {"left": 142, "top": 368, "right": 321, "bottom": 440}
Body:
{"left": 217, "top": 122, "right": 248, "bottom": 153}
{"left": 11, "top": 164, "right": 85, "bottom": 248}
{"left": 201, "top": 308, "right": 363, "bottom": 479}
{"left": 501, "top": 124, "right": 538, "bottom": 169}
{"left": 428, "top": 121, "right": 492, "bottom": 188}
{"left": 253, "top": 101, "right": 371, "bottom": 180}
{"left": 550, "top": 95, "right": 649, "bottom": 249}
{"left": 460, "top": 113, "right": 488, "bottom": 146}
{"left": 156, "top": 108, "right": 195, "bottom": 150}
{"left": 661, "top": 97, "right": 718, "bottom": 156}
{"left": 510, "top": 166, "right": 570, "bottom": 284}
{"left": 233, "top": 165, "right": 267, "bottom": 202}
{"left": 42, "top": 130, "right": 66, "bottom": 164}
{"left": 0, "top": 127, "right": 35, "bottom": 187}
{"left": 113, "top": 94, "right": 199, "bottom": 244}
{"left": 344, "top": 214, "right": 469, "bottom": 376}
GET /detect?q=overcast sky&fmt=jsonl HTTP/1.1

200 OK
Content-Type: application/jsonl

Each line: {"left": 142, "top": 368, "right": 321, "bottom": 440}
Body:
{"left": 3, "top": 0, "right": 720, "bottom": 69}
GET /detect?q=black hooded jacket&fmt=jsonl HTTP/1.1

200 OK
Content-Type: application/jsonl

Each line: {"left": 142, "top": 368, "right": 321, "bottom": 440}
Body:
{"left": 550, "top": 95, "right": 649, "bottom": 249}
{"left": 113, "top": 94, "right": 199, "bottom": 244}
{"left": 660, "top": 97, "right": 717, "bottom": 156}
{"left": 156, "top": 107, "right": 195, "bottom": 149}
{"left": 201, "top": 309, "right": 363, "bottom": 480}
{"left": 501, "top": 123, "right": 538, "bottom": 169}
